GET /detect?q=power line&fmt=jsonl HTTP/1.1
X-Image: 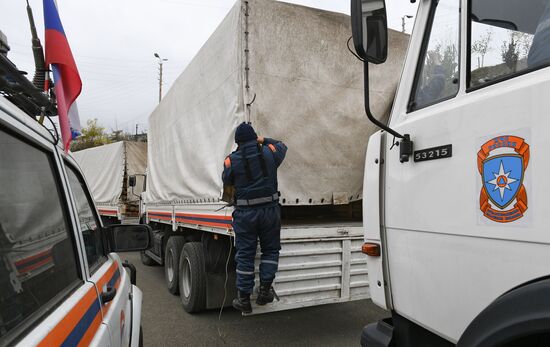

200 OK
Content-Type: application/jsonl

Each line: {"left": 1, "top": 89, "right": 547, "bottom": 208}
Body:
{"left": 117, "top": 112, "right": 151, "bottom": 127}
{"left": 79, "top": 87, "right": 155, "bottom": 105}
{"left": 86, "top": 85, "right": 157, "bottom": 101}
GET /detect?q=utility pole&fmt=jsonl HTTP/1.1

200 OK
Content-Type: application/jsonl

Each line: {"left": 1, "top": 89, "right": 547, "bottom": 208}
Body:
{"left": 402, "top": 15, "right": 413, "bottom": 33}
{"left": 154, "top": 53, "right": 168, "bottom": 103}
{"left": 135, "top": 124, "right": 138, "bottom": 141}
{"left": 158, "top": 61, "right": 163, "bottom": 103}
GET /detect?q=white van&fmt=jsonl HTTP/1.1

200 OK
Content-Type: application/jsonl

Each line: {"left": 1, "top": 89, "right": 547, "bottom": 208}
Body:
{"left": 0, "top": 96, "right": 151, "bottom": 346}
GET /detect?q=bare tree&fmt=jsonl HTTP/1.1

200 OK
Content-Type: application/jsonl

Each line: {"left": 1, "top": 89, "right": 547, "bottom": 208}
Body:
{"left": 472, "top": 29, "right": 493, "bottom": 68}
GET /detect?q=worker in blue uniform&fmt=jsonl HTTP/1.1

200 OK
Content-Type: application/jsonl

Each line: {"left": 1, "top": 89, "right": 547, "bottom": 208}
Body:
{"left": 222, "top": 122, "right": 287, "bottom": 313}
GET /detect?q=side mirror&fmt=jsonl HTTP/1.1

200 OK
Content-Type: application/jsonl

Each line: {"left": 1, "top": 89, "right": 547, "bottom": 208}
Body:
{"left": 128, "top": 175, "right": 137, "bottom": 187}
{"left": 350, "top": 0, "right": 413, "bottom": 162}
{"left": 351, "top": 0, "right": 388, "bottom": 64}
{"left": 105, "top": 224, "right": 151, "bottom": 252}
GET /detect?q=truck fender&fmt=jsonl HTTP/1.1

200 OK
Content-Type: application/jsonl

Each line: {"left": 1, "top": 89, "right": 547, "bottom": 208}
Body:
{"left": 457, "top": 277, "right": 550, "bottom": 347}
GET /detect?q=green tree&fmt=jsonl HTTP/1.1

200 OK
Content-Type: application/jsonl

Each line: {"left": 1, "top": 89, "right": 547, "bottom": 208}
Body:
{"left": 501, "top": 32, "right": 520, "bottom": 72}
{"left": 441, "top": 44, "right": 459, "bottom": 79}
{"left": 70, "top": 119, "right": 112, "bottom": 151}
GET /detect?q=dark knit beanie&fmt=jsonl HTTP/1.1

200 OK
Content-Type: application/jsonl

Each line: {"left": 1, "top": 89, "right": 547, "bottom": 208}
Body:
{"left": 235, "top": 122, "right": 257, "bottom": 143}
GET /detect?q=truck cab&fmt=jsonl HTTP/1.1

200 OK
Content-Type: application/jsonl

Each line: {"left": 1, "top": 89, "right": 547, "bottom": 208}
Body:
{"left": 0, "top": 38, "right": 151, "bottom": 346}
{"left": 352, "top": 0, "right": 550, "bottom": 346}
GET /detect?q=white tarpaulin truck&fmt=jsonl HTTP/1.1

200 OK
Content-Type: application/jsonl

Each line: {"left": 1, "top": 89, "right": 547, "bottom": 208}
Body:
{"left": 140, "top": 0, "right": 408, "bottom": 314}
{"left": 72, "top": 141, "right": 147, "bottom": 223}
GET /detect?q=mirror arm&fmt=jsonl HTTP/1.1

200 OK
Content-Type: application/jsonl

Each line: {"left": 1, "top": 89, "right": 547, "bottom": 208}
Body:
{"left": 363, "top": 61, "right": 414, "bottom": 163}
{"left": 363, "top": 61, "right": 403, "bottom": 139}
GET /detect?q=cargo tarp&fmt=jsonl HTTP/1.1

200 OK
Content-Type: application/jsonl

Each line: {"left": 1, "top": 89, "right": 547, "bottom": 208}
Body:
{"left": 73, "top": 142, "right": 124, "bottom": 205}
{"left": 146, "top": 0, "right": 408, "bottom": 206}
{"left": 72, "top": 141, "right": 148, "bottom": 205}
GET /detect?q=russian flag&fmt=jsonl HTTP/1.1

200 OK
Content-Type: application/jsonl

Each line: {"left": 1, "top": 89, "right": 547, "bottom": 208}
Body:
{"left": 43, "top": 0, "right": 82, "bottom": 152}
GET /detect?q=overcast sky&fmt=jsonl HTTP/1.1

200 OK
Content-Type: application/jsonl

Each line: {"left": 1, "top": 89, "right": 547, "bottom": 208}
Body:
{"left": 2, "top": 0, "right": 418, "bottom": 133}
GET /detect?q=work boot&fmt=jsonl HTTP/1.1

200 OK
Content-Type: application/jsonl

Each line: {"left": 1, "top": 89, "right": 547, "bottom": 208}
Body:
{"left": 232, "top": 291, "right": 252, "bottom": 313}
{"left": 256, "top": 282, "right": 275, "bottom": 305}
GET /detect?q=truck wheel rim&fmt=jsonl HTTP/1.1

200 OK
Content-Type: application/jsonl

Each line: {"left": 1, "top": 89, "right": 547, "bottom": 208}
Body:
{"left": 167, "top": 249, "right": 174, "bottom": 283}
{"left": 182, "top": 258, "right": 191, "bottom": 298}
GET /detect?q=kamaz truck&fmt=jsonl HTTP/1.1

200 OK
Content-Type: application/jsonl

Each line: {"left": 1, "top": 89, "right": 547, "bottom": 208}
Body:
{"left": 138, "top": 0, "right": 409, "bottom": 315}
{"left": 351, "top": 0, "right": 550, "bottom": 346}
{"left": 72, "top": 141, "right": 147, "bottom": 224}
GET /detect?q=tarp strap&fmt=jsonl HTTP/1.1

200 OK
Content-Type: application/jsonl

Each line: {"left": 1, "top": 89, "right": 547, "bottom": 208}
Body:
{"left": 239, "top": 150, "right": 253, "bottom": 181}
{"left": 236, "top": 193, "right": 279, "bottom": 206}
{"left": 238, "top": 144, "right": 269, "bottom": 182}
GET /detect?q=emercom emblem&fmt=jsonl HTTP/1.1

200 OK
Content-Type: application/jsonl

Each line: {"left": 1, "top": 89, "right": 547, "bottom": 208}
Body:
{"left": 477, "top": 136, "right": 530, "bottom": 223}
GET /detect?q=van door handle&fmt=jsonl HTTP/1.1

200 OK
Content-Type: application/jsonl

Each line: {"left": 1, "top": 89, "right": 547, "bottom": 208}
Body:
{"left": 101, "top": 287, "right": 117, "bottom": 304}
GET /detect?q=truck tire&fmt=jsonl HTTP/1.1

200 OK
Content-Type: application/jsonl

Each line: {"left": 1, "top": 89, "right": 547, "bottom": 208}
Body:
{"left": 165, "top": 236, "right": 185, "bottom": 295}
{"left": 140, "top": 251, "right": 156, "bottom": 266}
{"left": 179, "top": 242, "right": 207, "bottom": 313}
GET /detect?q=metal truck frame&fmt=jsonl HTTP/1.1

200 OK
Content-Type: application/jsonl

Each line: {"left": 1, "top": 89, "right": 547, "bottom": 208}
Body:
{"left": 142, "top": 202, "right": 369, "bottom": 314}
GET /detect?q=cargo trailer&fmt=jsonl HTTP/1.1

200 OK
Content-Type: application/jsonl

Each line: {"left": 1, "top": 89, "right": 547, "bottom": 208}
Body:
{"left": 72, "top": 141, "right": 147, "bottom": 224}
{"left": 141, "top": 0, "right": 408, "bottom": 314}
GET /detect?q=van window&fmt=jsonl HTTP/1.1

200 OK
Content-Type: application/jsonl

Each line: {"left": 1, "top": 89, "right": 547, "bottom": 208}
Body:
{"left": 469, "top": 0, "right": 550, "bottom": 88}
{"left": 409, "top": 0, "right": 461, "bottom": 112}
{"left": 0, "top": 129, "right": 80, "bottom": 341}
{"left": 66, "top": 165, "right": 106, "bottom": 273}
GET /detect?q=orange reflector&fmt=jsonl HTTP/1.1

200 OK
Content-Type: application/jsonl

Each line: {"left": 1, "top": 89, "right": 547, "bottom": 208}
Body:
{"left": 362, "top": 243, "right": 381, "bottom": 257}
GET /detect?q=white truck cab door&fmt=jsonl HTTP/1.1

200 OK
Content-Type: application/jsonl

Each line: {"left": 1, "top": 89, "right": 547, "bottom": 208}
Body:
{"left": 64, "top": 165, "right": 133, "bottom": 347}
{"left": 383, "top": 0, "right": 550, "bottom": 342}
{"left": 363, "top": 131, "right": 389, "bottom": 309}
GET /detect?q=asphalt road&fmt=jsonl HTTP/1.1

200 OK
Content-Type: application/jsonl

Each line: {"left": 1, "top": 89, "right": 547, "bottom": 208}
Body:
{"left": 121, "top": 252, "right": 388, "bottom": 347}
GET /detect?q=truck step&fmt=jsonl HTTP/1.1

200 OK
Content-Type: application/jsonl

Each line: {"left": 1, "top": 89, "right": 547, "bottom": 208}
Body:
{"left": 145, "top": 249, "right": 163, "bottom": 265}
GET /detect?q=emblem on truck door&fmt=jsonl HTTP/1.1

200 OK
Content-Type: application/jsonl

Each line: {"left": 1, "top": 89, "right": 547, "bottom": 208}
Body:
{"left": 477, "top": 136, "right": 530, "bottom": 223}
